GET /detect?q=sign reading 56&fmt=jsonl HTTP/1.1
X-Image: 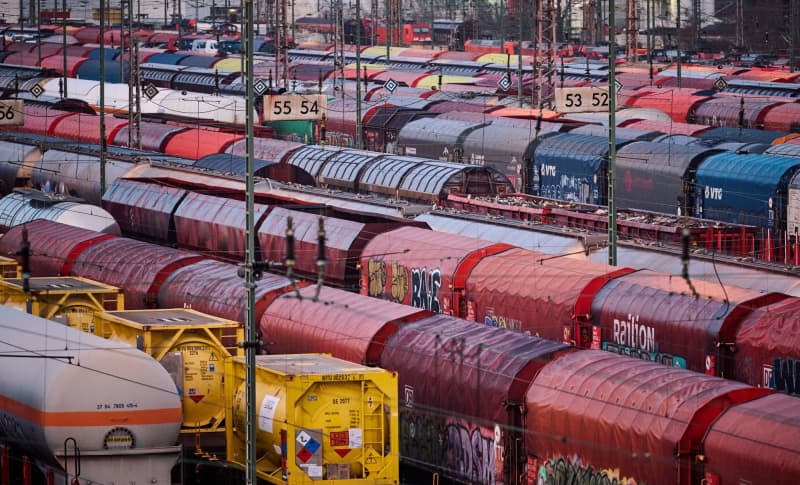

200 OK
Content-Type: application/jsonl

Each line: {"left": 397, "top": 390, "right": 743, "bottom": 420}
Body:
{"left": 0, "top": 100, "right": 23, "bottom": 126}
{"left": 554, "top": 87, "right": 617, "bottom": 114}
{"left": 263, "top": 94, "right": 328, "bottom": 121}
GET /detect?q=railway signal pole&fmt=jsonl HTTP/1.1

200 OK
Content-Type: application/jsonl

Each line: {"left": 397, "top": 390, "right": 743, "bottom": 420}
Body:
{"left": 99, "top": 0, "right": 106, "bottom": 196}
{"left": 534, "top": 0, "right": 556, "bottom": 108}
{"left": 243, "top": 0, "right": 258, "bottom": 483}
{"left": 626, "top": 0, "right": 637, "bottom": 63}
{"left": 608, "top": 0, "right": 617, "bottom": 266}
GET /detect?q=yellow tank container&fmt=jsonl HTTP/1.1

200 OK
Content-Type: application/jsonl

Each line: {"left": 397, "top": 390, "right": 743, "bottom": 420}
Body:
{"left": 0, "top": 256, "right": 20, "bottom": 278}
{"left": 225, "top": 354, "right": 399, "bottom": 485}
{"left": 0, "top": 276, "right": 123, "bottom": 328}
{"left": 89, "top": 308, "right": 243, "bottom": 432}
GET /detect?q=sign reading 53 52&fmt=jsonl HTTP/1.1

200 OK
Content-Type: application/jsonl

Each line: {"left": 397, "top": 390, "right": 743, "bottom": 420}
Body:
{"left": 264, "top": 94, "right": 327, "bottom": 121}
{"left": 554, "top": 87, "right": 616, "bottom": 114}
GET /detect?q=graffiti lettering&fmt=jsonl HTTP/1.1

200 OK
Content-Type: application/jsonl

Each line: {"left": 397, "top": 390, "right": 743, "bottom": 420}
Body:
{"left": 538, "top": 457, "right": 640, "bottom": 485}
{"left": 390, "top": 262, "right": 408, "bottom": 303}
{"left": 771, "top": 358, "right": 800, "bottom": 395}
{"left": 612, "top": 314, "right": 655, "bottom": 353}
{"left": 400, "top": 413, "right": 503, "bottom": 485}
{"left": 483, "top": 310, "right": 522, "bottom": 331}
{"left": 367, "top": 259, "right": 386, "bottom": 297}
{"left": 411, "top": 267, "right": 441, "bottom": 313}
{"left": 446, "top": 423, "right": 497, "bottom": 484}
{"left": 603, "top": 342, "right": 687, "bottom": 369}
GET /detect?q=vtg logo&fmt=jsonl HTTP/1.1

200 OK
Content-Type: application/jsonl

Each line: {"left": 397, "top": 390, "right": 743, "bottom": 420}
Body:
{"left": 540, "top": 164, "right": 557, "bottom": 177}
{"left": 704, "top": 186, "right": 723, "bottom": 200}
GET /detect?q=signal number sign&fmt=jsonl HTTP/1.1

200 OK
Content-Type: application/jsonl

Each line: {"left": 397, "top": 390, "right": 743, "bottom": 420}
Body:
{"left": 264, "top": 94, "right": 327, "bottom": 121}
{"left": 0, "top": 100, "right": 23, "bottom": 125}
{"left": 555, "top": 87, "right": 615, "bottom": 114}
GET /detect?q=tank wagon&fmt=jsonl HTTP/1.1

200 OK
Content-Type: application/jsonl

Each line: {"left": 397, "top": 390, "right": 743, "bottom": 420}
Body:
{"left": 0, "top": 306, "right": 182, "bottom": 485}
{"left": 225, "top": 354, "right": 400, "bottom": 484}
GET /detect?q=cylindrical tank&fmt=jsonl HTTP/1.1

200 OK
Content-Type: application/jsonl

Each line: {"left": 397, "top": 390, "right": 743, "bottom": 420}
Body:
{"left": 226, "top": 354, "right": 399, "bottom": 483}
{"left": 0, "top": 190, "right": 120, "bottom": 234}
{"left": 89, "top": 308, "right": 242, "bottom": 430}
{"left": 0, "top": 306, "right": 182, "bottom": 483}
{"left": 0, "top": 141, "right": 41, "bottom": 195}
{"left": 30, "top": 151, "right": 134, "bottom": 205}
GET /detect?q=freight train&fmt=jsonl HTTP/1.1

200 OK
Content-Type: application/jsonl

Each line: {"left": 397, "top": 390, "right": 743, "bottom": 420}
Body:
{"left": 4, "top": 214, "right": 800, "bottom": 402}
{"left": 3, "top": 105, "right": 799, "bottom": 267}
{"left": 1, "top": 221, "right": 799, "bottom": 485}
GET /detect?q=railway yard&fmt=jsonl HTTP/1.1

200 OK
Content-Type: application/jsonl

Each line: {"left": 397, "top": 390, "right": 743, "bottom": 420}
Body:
{"left": 1, "top": 4, "right": 800, "bottom": 484}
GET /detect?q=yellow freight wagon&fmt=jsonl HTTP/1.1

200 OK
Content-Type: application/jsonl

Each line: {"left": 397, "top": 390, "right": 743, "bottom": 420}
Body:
{"left": 0, "top": 276, "right": 123, "bottom": 328}
{"left": 0, "top": 256, "right": 20, "bottom": 278}
{"left": 89, "top": 308, "right": 243, "bottom": 432}
{"left": 225, "top": 354, "right": 399, "bottom": 484}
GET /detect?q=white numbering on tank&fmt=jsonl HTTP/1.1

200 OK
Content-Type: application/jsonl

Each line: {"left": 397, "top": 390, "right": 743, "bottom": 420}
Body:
{"left": 259, "top": 395, "right": 280, "bottom": 432}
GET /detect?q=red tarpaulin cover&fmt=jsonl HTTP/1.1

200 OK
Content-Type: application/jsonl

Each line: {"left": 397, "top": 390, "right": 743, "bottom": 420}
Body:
{"left": 261, "top": 285, "right": 429, "bottom": 364}
{"left": 703, "top": 394, "right": 800, "bottom": 484}
{"left": 0, "top": 220, "right": 114, "bottom": 276}
{"left": 175, "top": 192, "right": 269, "bottom": 261}
{"left": 71, "top": 238, "right": 205, "bottom": 308}
{"left": 526, "top": 350, "right": 768, "bottom": 485}
{"left": 158, "top": 259, "right": 296, "bottom": 323}
{"left": 360, "top": 226, "right": 507, "bottom": 315}
{"left": 465, "top": 247, "right": 624, "bottom": 340}
{"left": 102, "top": 179, "right": 186, "bottom": 242}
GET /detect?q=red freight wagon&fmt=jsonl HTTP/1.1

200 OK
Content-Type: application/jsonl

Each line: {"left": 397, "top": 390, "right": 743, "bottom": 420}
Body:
{"left": 582, "top": 270, "right": 782, "bottom": 375}
{"left": 162, "top": 129, "right": 243, "bottom": 160}
{"left": 626, "top": 87, "right": 711, "bottom": 123}
{"left": 50, "top": 112, "right": 128, "bottom": 144}
{"left": 733, "top": 297, "right": 800, "bottom": 393}
{"left": 382, "top": 316, "right": 569, "bottom": 485}
{"left": 102, "top": 179, "right": 187, "bottom": 242}
{"left": 157, "top": 259, "right": 299, "bottom": 324}
{"left": 70, "top": 237, "right": 205, "bottom": 308}
{"left": 360, "top": 226, "right": 511, "bottom": 315}
{"left": 0, "top": 220, "right": 115, "bottom": 276}
{"left": 703, "top": 394, "right": 800, "bottom": 484}
{"left": 259, "top": 207, "right": 411, "bottom": 290}
{"left": 465, "top": 247, "right": 631, "bottom": 340}
{"left": 174, "top": 191, "right": 270, "bottom": 261}
{"left": 260, "top": 285, "right": 429, "bottom": 364}
{"left": 113, "top": 122, "right": 189, "bottom": 152}
{"left": 526, "top": 350, "right": 771, "bottom": 485}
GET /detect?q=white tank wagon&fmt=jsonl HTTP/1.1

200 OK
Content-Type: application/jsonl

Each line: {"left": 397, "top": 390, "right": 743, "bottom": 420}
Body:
{"left": 0, "top": 190, "right": 120, "bottom": 235}
{"left": 0, "top": 306, "right": 182, "bottom": 484}
{"left": 0, "top": 141, "right": 41, "bottom": 195}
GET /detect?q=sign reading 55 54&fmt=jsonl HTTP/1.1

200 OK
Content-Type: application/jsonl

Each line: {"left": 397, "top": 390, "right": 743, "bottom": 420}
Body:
{"left": 264, "top": 94, "right": 328, "bottom": 121}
